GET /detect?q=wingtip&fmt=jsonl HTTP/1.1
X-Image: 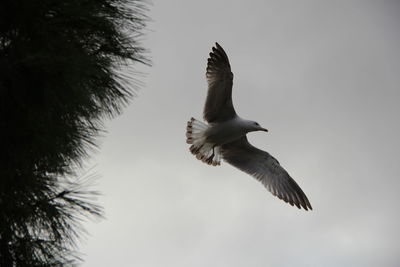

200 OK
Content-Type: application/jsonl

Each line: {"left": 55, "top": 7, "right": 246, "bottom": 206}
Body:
{"left": 215, "top": 42, "right": 223, "bottom": 51}
{"left": 304, "top": 196, "right": 313, "bottom": 211}
{"left": 208, "top": 42, "right": 230, "bottom": 66}
{"left": 302, "top": 202, "right": 313, "bottom": 211}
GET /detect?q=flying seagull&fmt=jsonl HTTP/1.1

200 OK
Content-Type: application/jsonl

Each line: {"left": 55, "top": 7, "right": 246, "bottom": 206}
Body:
{"left": 186, "top": 43, "right": 312, "bottom": 210}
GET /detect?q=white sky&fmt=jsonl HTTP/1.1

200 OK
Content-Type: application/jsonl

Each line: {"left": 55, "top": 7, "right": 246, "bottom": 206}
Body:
{"left": 82, "top": 1, "right": 400, "bottom": 266}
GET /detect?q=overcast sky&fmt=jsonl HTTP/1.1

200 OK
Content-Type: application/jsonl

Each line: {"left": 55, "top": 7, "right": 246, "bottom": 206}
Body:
{"left": 82, "top": 1, "right": 400, "bottom": 266}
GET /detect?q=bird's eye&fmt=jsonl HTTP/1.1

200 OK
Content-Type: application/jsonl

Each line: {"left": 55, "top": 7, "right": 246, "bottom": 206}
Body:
{"left": 255, "top": 122, "right": 259, "bottom": 126}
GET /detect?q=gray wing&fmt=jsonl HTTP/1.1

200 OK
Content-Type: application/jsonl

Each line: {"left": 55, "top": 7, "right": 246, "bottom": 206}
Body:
{"left": 221, "top": 137, "right": 312, "bottom": 210}
{"left": 204, "top": 43, "right": 236, "bottom": 123}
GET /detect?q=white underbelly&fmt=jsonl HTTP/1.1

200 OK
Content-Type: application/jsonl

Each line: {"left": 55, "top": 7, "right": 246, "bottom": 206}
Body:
{"left": 204, "top": 120, "right": 245, "bottom": 146}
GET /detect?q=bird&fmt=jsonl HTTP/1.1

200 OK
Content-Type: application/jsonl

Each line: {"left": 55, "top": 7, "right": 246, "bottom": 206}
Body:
{"left": 186, "top": 43, "right": 312, "bottom": 210}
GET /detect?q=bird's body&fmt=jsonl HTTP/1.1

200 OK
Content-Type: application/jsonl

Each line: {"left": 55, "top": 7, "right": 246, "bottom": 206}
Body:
{"left": 186, "top": 43, "right": 312, "bottom": 210}
{"left": 204, "top": 117, "right": 262, "bottom": 146}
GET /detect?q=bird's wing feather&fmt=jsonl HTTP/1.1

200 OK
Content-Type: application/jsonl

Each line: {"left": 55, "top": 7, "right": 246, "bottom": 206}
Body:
{"left": 221, "top": 137, "right": 312, "bottom": 210}
{"left": 204, "top": 43, "right": 236, "bottom": 123}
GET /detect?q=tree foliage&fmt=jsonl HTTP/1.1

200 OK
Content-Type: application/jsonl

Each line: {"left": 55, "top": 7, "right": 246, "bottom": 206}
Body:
{"left": 0, "top": 0, "right": 149, "bottom": 266}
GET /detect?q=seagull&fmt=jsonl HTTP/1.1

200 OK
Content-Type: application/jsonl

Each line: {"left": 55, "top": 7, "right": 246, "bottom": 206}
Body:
{"left": 186, "top": 43, "right": 312, "bottom": 210}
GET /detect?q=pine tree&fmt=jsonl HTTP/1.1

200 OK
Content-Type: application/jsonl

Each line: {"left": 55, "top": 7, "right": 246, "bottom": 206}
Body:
{"left": 0, "top": 0, "right": 149, "bottom": 266}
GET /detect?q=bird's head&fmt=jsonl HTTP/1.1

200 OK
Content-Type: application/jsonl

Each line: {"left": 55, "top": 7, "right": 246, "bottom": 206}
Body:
{"left": 245, "top": 120, "right": 268, "bottom": 133}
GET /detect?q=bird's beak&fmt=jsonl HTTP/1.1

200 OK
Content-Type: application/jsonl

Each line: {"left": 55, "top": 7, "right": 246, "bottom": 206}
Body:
{"left": 261, "top": 127, "right": 268, "bottom": 132}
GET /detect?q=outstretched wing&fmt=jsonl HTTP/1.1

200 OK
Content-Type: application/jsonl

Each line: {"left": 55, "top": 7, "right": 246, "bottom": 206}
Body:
{"left": 204, "top": 43, "right": 236, "bottom": 123}
{"left": 221, "top": 137, "right": 312, "bottom": 210}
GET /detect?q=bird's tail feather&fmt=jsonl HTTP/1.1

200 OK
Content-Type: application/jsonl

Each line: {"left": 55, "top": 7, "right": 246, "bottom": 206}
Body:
{"left": 186, "top": 117, "right": 221, "bottom": 166}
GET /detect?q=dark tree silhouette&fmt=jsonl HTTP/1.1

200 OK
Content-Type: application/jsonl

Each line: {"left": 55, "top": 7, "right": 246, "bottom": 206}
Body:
{"left": 0, "top": 0, "right": 149, "bottom": 266}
